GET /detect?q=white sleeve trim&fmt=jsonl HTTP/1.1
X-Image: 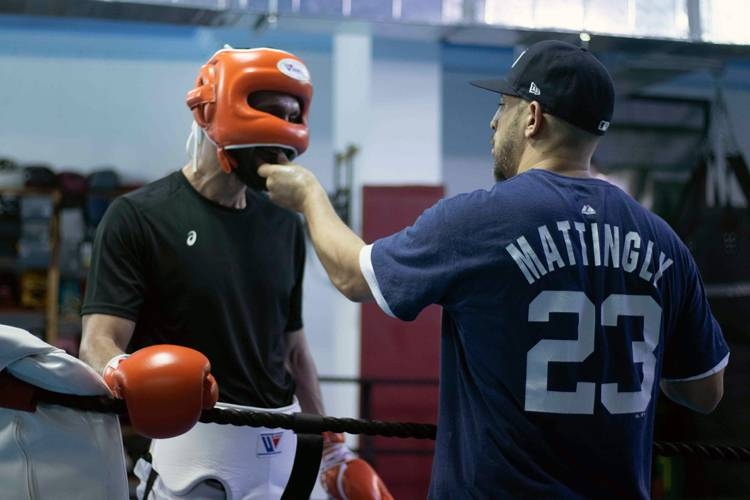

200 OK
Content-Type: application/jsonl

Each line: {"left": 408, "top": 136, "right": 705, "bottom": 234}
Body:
{"left": 662, "top": 353, "right": 730, "bottom": 382}
{"left": 359, "top": 244, "right": 397, "bottom": 319}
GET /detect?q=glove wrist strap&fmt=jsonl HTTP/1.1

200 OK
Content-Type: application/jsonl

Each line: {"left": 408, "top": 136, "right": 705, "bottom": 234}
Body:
{"left": 102, "top": 354, "right": 130, "bottom": 398}
{"left": 103, "top": 354, "right": 130, "bottom": 375}
{"left": 321, "top": 442, "right": 357, "bottom": 471}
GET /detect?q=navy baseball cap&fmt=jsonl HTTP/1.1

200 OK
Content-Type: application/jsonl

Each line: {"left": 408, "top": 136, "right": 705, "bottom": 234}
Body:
{"left": 471, "top": 40, "right": 615, "bottom": 136}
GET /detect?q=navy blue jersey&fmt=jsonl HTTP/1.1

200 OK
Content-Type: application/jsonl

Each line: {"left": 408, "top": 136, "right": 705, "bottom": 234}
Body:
{"left": 361, "top": 169, "right": 729, "bottom": 499}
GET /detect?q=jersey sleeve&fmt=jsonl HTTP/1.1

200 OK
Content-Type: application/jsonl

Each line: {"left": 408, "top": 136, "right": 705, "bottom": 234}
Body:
{"left": 661, "top": 249, "right": 730, "bottom": 381}
{"left": 361, "top": 199, "right": 460, "bottom": 321}
{"left": 81, "top": 197, "right": 148, "bottom": 321}
{"left": 284, "top": 216, "right": 306, "bottom": 332}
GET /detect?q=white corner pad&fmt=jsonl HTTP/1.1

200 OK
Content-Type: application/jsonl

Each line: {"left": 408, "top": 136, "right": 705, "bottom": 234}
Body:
{"left": 662, "top": 353, "right": 730, "bottom": 382}
{"left": 359, "top": 244, "right": 397, "bottom": 319}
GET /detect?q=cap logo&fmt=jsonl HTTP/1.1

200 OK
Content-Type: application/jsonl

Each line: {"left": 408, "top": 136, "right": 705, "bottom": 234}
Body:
{"left": 598, "top": 120, "right": 610, "bottom": 132}
{"left": 511, "top": 50, "right": 527, "bottom": 68}
{"left": 277, "top": 58, "right": 310, "bottom": 82}
{"left": 529, "top": 82, "right": 541, "bottom": 96}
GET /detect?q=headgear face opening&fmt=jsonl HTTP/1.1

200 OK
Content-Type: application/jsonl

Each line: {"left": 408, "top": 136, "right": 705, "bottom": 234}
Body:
{"left": 186, "top": 47, "right": 313, "bottom": 173}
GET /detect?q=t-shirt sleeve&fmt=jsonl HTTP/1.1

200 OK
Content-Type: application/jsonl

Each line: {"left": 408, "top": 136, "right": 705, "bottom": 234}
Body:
{"left": 362, "top": 199, "right": 459, "bottom": 321}
{"left": 81, "top": 197, "right": 148, "bottom": 320}
{"left": 285, "top": 216, "right": 306, "bottom": 332}
{"left": 661, "top": 248, "right": 730, "bottom": 381}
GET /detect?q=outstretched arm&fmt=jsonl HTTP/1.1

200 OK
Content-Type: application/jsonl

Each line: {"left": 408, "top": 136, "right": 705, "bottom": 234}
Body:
{"left": 259, "top": 164, "right": 373, "bottom": 302}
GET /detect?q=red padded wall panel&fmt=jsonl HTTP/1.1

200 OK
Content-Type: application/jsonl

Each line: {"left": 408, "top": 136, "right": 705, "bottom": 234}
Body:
{"left": 361, "top": 185, "right": 444, "bottom": 500}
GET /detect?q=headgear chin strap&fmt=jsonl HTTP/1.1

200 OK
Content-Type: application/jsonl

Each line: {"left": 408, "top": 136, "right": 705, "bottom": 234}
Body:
{"left": 185, "top": 121, "right": 205, "bottom": 173}
{"left": 186, "top": 47, "right": 313, "bottom": 173}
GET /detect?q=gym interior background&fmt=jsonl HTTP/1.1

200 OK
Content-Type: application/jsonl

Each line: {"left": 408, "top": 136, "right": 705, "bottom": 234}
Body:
{"left": 1, "top": 1, "right": 749, "bottom": 498}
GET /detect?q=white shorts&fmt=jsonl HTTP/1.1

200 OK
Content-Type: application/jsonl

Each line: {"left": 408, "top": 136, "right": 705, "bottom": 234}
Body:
{"left": 136, "top": 399, "right": 302, "bottom": 500}
{"left": 0, "top": 404, "right": 129, "bottom": 500}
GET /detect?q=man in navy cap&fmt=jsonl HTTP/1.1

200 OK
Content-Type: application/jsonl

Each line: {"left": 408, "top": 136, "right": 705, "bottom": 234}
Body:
{"left": 259, "top": 40, "right": 728, "bottom": 499}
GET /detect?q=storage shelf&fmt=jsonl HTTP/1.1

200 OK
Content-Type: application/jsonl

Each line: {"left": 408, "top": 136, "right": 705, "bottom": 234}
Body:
{"left": 0, "top": 188, "right": 62, "bottom": 343}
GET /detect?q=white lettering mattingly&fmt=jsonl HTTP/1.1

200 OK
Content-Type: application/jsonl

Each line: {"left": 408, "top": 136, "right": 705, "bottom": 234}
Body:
{"left": 506, "top": 221, "right": 674, "bottom": 287}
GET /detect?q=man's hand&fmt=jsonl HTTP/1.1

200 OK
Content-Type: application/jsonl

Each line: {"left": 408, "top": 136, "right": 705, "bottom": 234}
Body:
{"left": 259, "top": 162, "right": 373, "bottom": 302}
{"left": 258, "top": 163, "right": 323, "bottom": 213}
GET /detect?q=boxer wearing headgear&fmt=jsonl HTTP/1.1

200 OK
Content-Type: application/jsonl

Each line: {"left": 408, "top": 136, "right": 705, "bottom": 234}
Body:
{"left": 185, "top": 46, "right": 312, "bottom": 191}
{"left": 79, "top": 45, "right": 390, "bottom": 499}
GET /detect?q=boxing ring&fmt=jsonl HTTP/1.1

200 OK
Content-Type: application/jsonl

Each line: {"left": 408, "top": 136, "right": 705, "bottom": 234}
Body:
{"left": 28, "top": 382, "right": 750, "bottom": 499}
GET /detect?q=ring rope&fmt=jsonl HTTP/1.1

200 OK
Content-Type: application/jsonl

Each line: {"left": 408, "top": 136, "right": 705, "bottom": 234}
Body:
{"left": 652, "top": 441, "right": 750, "bottom": 461}
{"left": 37, "top": 393, "right": 750, "bottom": 461}
{"left": 200, "top": 407, "right": 437, "bottom": 439}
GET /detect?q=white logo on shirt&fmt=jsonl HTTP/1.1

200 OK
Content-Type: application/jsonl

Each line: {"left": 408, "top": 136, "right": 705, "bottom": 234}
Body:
{"left": 529, "top": 82, "right": 541, "bottom": 95}
{"left": 187, "top": 230, "right": 197, "bottom": 246}
{"left": 581, "top": 205, "right": 597, "bottom": 215}
{"left": 598, "top": 120, "right": 610, "bottom": 132}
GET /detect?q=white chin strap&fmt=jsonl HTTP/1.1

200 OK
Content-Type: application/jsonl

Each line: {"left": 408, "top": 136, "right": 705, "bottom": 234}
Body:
{"left": 185, "top": 120, "right": 298, "bottom": 172}
{"left": 186, "top": 121, "right": 207, "bottom": 173}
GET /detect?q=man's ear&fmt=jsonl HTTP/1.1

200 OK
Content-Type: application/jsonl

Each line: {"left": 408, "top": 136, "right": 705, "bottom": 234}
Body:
{"left": 524, "top": 100, "right": 545, "bottom": 138}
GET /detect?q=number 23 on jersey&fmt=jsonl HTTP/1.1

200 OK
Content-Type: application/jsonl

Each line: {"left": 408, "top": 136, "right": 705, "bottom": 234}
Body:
{"left": 525, "top": 290, "right": 661, "bottom": 415}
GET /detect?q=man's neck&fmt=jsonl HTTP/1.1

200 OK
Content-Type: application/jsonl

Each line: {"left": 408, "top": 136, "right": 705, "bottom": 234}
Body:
{"left": 181, "top": 163, "right": 248, "bottom": 209}
{"left": 517, "top": 151, "right": 593, "bottom": 178}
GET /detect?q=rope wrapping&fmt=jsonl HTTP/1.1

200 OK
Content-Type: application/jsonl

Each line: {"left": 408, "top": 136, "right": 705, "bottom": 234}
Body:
{"left": 33, "top": 393, "right": 750, "bottom": 462}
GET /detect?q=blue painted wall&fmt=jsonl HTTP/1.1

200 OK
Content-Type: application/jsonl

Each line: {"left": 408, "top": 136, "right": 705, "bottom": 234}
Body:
{"left": 0, "top": 15, "right": 334, "bottom": 184}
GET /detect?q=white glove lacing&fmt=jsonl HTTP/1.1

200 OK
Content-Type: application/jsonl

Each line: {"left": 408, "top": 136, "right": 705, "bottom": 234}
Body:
{"left": 321, "top": 441, "right": 357, "bottom": 471}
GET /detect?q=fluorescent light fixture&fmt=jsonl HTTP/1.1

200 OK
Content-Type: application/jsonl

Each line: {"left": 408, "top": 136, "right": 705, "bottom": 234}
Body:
{"left": 483, "top": 0, "right": 690, "bottom": 40}
{"left": 701, "top": 0, "right": 750, "bottom": 44}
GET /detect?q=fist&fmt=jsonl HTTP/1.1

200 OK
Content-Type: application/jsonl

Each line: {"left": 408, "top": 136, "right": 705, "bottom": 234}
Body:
{"left": 103, "top": 345, "right": 219, "bottom": 439}
{"left": 257, "top": 163, "right": 321, "bottom": 213}
{"left": 320, "top": 432, "right": 393, "bottom": 500}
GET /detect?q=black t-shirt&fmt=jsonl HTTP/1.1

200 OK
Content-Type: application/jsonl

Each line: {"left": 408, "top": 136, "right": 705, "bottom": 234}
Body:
{"left": 82, "top": 171, "right": 305, "bottom": 407}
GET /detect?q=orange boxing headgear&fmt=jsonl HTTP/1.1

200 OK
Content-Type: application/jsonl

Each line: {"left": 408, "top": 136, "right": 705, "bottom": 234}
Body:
{"left": 186, "top": 47, "right": 313, "bottom": 173}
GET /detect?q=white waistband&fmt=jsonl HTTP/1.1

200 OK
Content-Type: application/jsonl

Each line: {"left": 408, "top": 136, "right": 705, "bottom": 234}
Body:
{"left": 150, "top": 397, "right": 302, "bottom": 498}
{"left": 215, "top": 397, "right": 300, "bottom": 414}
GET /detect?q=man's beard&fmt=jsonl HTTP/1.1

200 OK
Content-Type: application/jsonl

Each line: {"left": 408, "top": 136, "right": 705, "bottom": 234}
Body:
{"left": 233, "top": 159, "right": 267, "bottom": 191}
{"left": 493, "top": 136, "right": 521, "bottom": 182}
{"left": 492, "top": 120, "right": 521, "bottom": 182}
{"left": 229, "top": 147, "right": 291, "bottom": 191}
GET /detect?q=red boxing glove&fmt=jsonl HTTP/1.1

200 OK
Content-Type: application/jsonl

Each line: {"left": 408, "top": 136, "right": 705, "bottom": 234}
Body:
{"left": 103, "top": 345, "right": 219, "bottom": 439}
{"left": 320, "top": 432, "right": 393, "bottom": 500}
